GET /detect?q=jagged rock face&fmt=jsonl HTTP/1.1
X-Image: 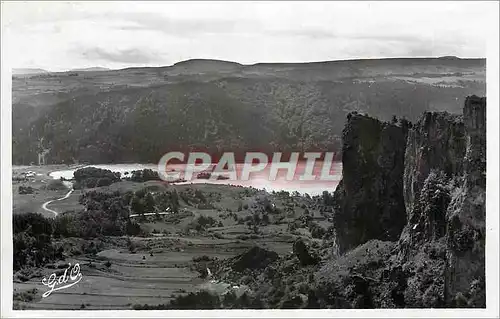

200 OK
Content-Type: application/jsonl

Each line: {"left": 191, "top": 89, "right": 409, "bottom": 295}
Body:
{"left": 397, "top": 96, "right": 486, "bottom": 307}
{"left": 403, "top": 112, "right": 465, "bottom": 214}
{"left": 399, "top": 171, "right": 453, "bottom": 258}
{"left": 318, "top": 96, "right": 486, "bottom": 308}
{"left": 445, "top": 96, "right": 486, "bottom": 307}
{"left": 332, "top": 114, "right": 408, "bottom": 254}
{"left": 397, "top": 170, "right": 451, "bottom": 307}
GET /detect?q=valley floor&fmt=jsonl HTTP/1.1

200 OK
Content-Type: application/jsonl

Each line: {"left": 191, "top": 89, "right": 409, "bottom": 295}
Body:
{"left": 12, "top": 165, "right": 329, "bottom": 310}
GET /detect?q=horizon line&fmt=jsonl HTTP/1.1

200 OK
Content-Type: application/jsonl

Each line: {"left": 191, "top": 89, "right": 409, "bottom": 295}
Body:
{"left": 13, "top": 55, "right": 487, "bottom": 74}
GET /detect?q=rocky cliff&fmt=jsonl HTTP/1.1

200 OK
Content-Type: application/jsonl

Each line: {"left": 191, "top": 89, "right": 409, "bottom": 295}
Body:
{"left": 321, "top": 96, "right": 486, "bottom": 307}
{"left": 445, "top": 96, "right": 486, "bottom": 306}
{"left": 331, "top": 113, "right": 409, "bottom": 254}
{"left": 403, "top": 112, "right": 465, "bottom": 214}
{"left": 397, "top": 95, "right": 486, "bottom": 307}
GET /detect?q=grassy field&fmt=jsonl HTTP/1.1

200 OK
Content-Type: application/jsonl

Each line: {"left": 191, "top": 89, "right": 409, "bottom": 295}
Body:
{"left": 12, "top": 165, "right": 329, "bottom": 309}
{"left": 12, "top": 165, "right": 82, "bottom": 217}
{"left": 13, "top": 235, "right": 298, "bottom": 310}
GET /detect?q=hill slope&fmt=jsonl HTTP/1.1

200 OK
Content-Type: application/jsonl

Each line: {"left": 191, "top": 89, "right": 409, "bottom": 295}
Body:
{"left": 12, "top": 58, "right": 486, "bottom": 165}
{"left": 70, "top": 67, "right": 110, "bottom": 72}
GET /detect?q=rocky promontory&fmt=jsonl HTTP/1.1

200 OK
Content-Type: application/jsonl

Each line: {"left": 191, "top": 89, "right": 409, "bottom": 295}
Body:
{"left": 319, "top": 95, "right": 486, "bottom": 308}
{"left": 331, "top": 113, "right": 409, "bottom": 254}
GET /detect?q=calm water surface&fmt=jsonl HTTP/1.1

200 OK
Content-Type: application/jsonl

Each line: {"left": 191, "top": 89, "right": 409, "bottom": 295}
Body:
{"left": 47, "top": 161, "right": 342, "bottom": 196}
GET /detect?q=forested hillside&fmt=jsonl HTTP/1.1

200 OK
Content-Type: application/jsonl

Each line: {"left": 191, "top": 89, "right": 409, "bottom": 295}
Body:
{"left": 12, "top": 58, "right": 485, "bottom": 164}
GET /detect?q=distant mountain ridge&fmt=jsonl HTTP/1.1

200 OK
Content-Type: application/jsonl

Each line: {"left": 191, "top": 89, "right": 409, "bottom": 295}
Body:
{"left": 173, "top": 59, "right": 243, "bottom": 67}
{"left": 12, "top": 68, "right": 49, "bottom": 75}
{"left": 69, "top": 67, "right": 110, "bottom": 72}
{"left": 13, "top": 56, "right": 482, "bottom": 75}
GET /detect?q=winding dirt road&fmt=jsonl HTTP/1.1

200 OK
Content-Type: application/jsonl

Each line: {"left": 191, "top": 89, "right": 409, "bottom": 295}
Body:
{"left": 41, "top": 188, "right": 74, "bottom": 216}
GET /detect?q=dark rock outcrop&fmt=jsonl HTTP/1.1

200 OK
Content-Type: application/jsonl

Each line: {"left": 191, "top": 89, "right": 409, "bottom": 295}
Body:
{"left": 230, "top": 246, "right": 279, "bottom": 272}
{"left": 332, "top": 113, "right": 409, "bottom": 254}
{"left": 444, "top": 96, "right": 486, "bottom": 307}
{"left": 403, "top": 111, "right": 465, "bottom": 214}
{"left": 317, "top": 96, "right": 486, "bottom": 308}
{"left": 293, "top": 239, "right": 319, "bottom": 266}
{"left": 397, "top": 96, "right": 486, "bottom": 307}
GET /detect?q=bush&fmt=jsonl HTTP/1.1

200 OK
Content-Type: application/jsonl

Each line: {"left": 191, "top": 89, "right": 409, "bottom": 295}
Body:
{"left": 13, "top": 288, "right": 38, "bottom": 302}
{"left": 192, "top": 255, "right": 212, "bottom": 262}
{"left": 280, "top": 295, "right": 304, "bottom": 309}
{"left": 18, "top": 185, "right": 35, "bottom": 194}
{"left": 187, "top": 215, "right": 219, "bottom": 232}
{"left": 128, "top": 169, "right": 160, "bottom": 182}
{"left": 262, "top": 213, "right": 270, "bottom": 225}
{"left": 127, "top": 238, "right": 136, "bottom": 253}
{"left": 309, "top": 222, "right": 326, "bottom": 239}
{"left": 194, "top": 189, "right": 206, "bottom": 203}
{"left": 46, "top": 179, "right": 67, "bottom": 191}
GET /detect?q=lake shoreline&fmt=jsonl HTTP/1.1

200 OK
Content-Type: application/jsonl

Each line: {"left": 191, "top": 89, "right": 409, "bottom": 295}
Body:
{"left": 42, "top": 162, "right": 342, "bottom": 196}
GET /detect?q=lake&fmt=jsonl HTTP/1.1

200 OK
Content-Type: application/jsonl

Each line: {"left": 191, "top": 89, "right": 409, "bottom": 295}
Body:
{"left": 48, "top": 161, "right": 343, "bottom": 196}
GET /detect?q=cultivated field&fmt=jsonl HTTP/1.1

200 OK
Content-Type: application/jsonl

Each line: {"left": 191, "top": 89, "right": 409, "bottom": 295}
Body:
{"left": 12, "top": 165, "right": 328, "bottom": 309}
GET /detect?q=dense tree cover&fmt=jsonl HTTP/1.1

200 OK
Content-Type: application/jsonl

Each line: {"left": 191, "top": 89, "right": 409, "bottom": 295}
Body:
{"left": 13, "top": 213, "right": 63, "bottom": 271}
{"left": 73, "top": 167, "right": 121, "bottom": 189}
{"left": 58, "top": 190, "right": 146, "bottom": 237}
{"left": 50, "top": 187, "right": 182, "bottom": 239}
{"left": 12, "top": 210, "right": 141, "bottom": 271}
{"left": 321, "top": 191, "right": 335, "bottom": 206}
{"left": 129, "top": 187, "right": 180, "bottom": 214}
{"left": 13, "top": 189, "right": 161, "bottom": 271}
{"left": 13, "top": 189, "right": 169, "bottom": 272}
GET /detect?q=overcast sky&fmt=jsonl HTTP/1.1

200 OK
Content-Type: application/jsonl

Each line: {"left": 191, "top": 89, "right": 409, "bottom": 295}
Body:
{"left": 1, "top": 1, "right": 495, "bottom": 71}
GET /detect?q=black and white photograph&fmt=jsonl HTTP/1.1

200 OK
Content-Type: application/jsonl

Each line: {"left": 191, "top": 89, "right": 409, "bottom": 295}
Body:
{"left": 1, "top": 1, "right": 498, "bottom": 317}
